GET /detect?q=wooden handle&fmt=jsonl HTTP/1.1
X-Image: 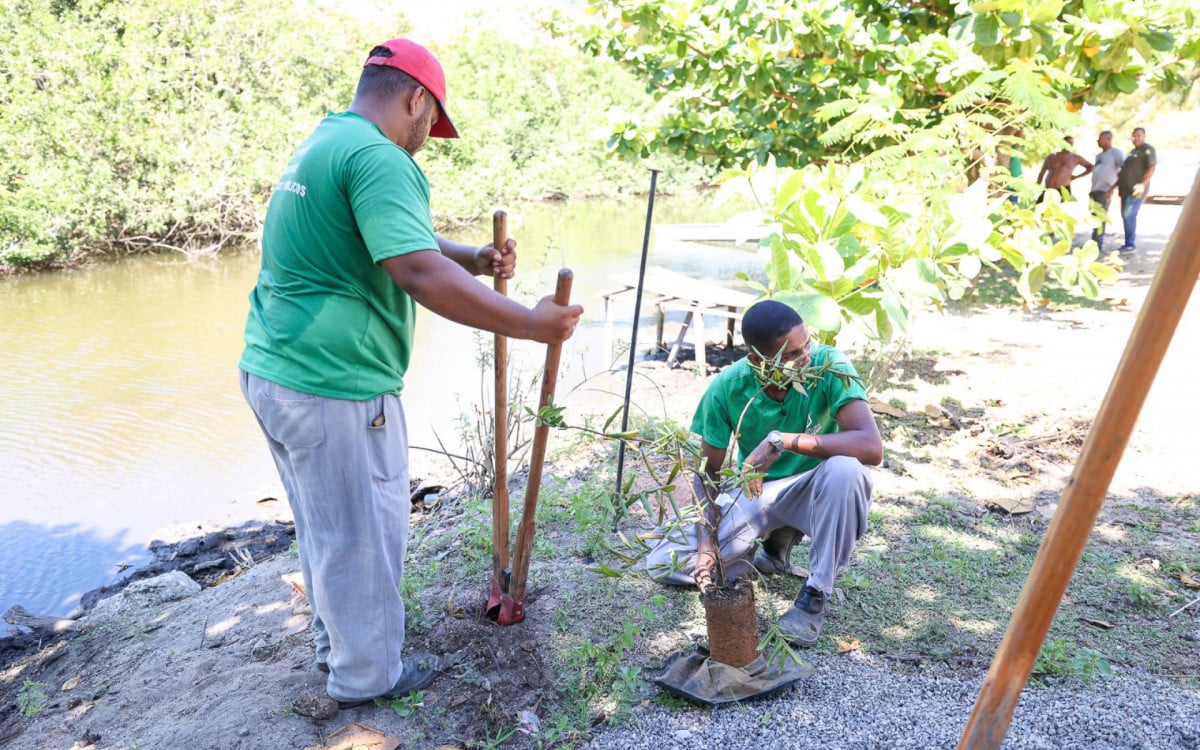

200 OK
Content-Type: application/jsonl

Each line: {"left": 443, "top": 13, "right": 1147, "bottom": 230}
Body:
{"left": 509, "top": 268, "right": 574, "bottom": 602}
{"left": 491, "top": 210, "right": 510, "bottom": 583}
{"left": 492, "top": 210, "right": 507, "bottom": 297}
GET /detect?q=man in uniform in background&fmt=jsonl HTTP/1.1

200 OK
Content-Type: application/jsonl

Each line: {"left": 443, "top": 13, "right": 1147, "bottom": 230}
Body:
{"left": 1116, "top": 127, "right": 1157, "bottom": 254}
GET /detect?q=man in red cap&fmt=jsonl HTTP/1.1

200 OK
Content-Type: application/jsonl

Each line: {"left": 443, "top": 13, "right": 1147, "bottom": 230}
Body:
{"left": 239, "top": 39, "right": 583, "bottom": 710}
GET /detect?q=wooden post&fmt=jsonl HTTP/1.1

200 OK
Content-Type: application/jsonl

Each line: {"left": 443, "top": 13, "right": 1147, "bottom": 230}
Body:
{"left": 490, "top": 210, "right": 511, "bottom": 602}
{"left": 692, "top": 306, "right": 707, "bottom": 374}
{"left": 667, "top": 311, "right": 693, "bottom": 367}
{"left": 958, "top": 175, "right": 1200, "bottom": 748}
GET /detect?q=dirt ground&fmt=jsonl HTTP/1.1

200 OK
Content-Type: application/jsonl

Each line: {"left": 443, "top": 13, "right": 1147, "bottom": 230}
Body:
{"left": 1, "top": 204, "right": 1195, "bottom": 750}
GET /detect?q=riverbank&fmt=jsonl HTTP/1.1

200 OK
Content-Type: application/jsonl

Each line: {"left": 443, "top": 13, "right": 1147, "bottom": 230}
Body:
{"left": 0, "top": 195, "right": 755, "bottom": 622}
{"left": 1, "top": 204, "right": 1196, "bottom": 749}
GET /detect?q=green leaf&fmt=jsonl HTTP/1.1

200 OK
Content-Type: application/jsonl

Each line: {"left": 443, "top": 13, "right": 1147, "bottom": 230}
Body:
{"left": 973, "top": 14, "right": 1000, "bottom": 48}
{"left": 1113, "top": 72, "right": 1138, "bottom": 94}
{"left": 1028, "top": 1, "right": 1063, "bottom": 23}
{"left": 773, "top": 170, "right": 810, "bottom": 214}
{"left": 839, "top": 291, "right": 880, "bottom": 317}
{"left": 1146, "top": 30, "right": 1175, "bottom": 52}
{"left": 770, "top": 234, "right": 792, "bottom": 289}
{"left": 1078, "top": 269, "right": 1099, "bottom": 298}
{"left": 812, "top": 239, "right": 847, "bottom": 279}
{"left": 590, "top": 563, "right": 624, "bottom": 578}
{"left": 869, "top": 304, "right": 892, "bottom": 341}
{"left": 773, "top": 291, "right": 842, "bottom": 332}
{"left": 809, "top": 277, "right": 857, "bottom": 300}
{"left": 880, "top": 286, "right": 907, "bottom": 326}
{"left": 604, "top": 406, "right": 632, "bottom": 432}
{"left": 1088, "top": 261, "right": 1120, "bottom": 282}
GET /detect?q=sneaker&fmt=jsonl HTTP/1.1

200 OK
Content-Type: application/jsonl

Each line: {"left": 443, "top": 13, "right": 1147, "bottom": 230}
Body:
{"left": 778, "top": 585, "right": 826, "bottom": 647}
{"left": 334, "top": 653, "right": 441, "bottom": 710}
{"left": 1118, "top": 245, "right": 1136, "bottom": 254}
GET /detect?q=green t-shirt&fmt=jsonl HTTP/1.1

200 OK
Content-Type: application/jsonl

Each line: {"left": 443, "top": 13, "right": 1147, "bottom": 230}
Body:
{"left": 690, "top": 345, "right": 868, "bottom": 478}
{"left": 239, "top": 111, "right": 440, "bottom": 400}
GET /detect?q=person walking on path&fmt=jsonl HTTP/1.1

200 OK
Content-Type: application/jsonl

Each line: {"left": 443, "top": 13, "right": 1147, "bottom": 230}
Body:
{"left": 1088, "top": 130, "right": 1125, "bottom": 252}
{"left": 1036, "top": 136, "right": 1092, "bottom": 201}
{"left": 238, "top": 38, "right": 583, "bottom": 710}
{"left": 645, "top": 300, "right": 883, "bottom": 647}
{"left": 1116, "top": 127, "right": 1157, "bottom": 254}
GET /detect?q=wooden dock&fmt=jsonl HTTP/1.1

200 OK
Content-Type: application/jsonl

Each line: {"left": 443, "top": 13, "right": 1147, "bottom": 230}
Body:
{"left": 654, "top": 212, "right": 778, "bottom": 245}
{"left": 600, "top": 266, "right": 757, "bottom": 370}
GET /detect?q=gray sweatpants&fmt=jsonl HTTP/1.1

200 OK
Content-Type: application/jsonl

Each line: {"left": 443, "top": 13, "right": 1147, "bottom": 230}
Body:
{"left": 645, "top": 455, "right": 873, "bottom": 594}
{"left": 241, "top": 371, "right": 410, "bottom": 703}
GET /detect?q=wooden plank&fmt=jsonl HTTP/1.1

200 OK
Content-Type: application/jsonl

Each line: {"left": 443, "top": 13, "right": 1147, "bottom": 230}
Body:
{"left": 606, "top": 266, "right": 756, "bottom": 359}
{"left": 659, "top": 300, "right": 746, "bottom": 321}
{"left": 613, "top": 267, "right": 755, "bottom": 310}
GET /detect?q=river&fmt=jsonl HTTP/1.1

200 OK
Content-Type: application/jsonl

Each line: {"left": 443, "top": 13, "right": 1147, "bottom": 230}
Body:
{"left": 0, "top": 197, "right": 762, "bottom": 618}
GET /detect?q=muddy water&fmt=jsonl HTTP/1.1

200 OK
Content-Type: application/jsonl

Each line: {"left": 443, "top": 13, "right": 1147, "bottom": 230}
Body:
{"left": 0, "top": 198, "right": 760, "bottom": 617}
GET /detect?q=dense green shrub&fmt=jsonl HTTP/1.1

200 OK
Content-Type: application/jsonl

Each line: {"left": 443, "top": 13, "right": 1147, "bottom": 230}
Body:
{"left": 425, "top": 25, "right": 707, "bottom": 221}
{"left": 0, "top": 0, "right": 372, "bottom": 268}
{"left": 0, "top": 1, "right": 704, "bottom": 271}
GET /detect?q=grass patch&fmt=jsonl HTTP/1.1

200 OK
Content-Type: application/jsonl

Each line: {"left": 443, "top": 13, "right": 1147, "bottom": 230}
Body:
{"left": 834, "top": 489, "right": 1199, "bottom": 680}
{"left": 544, "top": 587, "right": 677, "bottom": 735}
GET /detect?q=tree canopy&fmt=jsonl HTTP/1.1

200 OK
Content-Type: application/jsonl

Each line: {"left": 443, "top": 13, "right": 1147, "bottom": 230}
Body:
{"left": 576, "top": 0, "right": 1199, "bottom": 169}
{"left": 0, "top": 0, "right": 702, "bottom": 271}
{"left": 570, "top": 0, "right": 1199, "bottom": 343}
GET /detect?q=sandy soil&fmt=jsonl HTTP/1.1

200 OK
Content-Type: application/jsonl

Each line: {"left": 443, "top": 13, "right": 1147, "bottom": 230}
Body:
{"left": 0, "top": 204, "right": 1194, "bottom": 750}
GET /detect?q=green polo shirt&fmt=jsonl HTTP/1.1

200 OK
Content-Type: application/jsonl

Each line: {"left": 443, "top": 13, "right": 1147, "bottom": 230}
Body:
{"left": 691, "top": 345, "right": 868, "bottom": 478}
{"left": 240, "top": 111, "right": 440, "bottom": 400}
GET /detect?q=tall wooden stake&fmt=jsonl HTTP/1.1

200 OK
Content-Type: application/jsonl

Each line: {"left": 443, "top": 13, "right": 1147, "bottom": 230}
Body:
{"left": 958, "top": 175, "right": 1200, "bottom": 748}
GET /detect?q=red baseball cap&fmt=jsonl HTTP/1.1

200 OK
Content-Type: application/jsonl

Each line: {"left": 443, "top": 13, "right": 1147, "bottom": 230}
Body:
{"left": 364, "top": 39, "right": 458, "bottom": 139}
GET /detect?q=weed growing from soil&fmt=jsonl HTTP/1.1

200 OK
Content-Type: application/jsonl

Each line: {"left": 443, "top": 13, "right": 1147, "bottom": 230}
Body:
{"left": 1032, "top": 638, "right": 1113, "bottom": 685}
{"left": 17, "top": 678, "right": 48, "bottom": 718}
{"left": 401, "top": 558, "right": 443, "bottom": 635}
{"left": 384, "top": 690, "right": 425, "bottom": 718}
{"left": 544, "top": 586, "right": 676, "bottom": 735}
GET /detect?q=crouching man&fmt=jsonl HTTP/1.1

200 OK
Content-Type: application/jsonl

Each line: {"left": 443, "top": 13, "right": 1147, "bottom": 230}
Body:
{"left": 646, "top": 300, "right": 883, "bottom": 646}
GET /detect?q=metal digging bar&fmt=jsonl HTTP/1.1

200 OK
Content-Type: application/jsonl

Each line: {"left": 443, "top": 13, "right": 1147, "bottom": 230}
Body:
{"left": 487, "top": 210, "right": 513, "bottom": 622}
{"left": 613, "top": 168, "right": 662, "bottom": 519}
{"left": 957, "top": 172, "right": 1200, "bottom": 748}
{"left": 495, "top": 268, "right": 574, "bottom": 625}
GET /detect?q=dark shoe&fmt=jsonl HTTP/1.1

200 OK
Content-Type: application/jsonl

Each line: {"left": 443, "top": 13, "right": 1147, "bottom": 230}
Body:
{"left": 335, "top": 654, "right": 441, "bottom": 710}
{"left": 778, "top": 585, "right": 826, "bottom": 647}
{"left": 1118, "top": 245, "right": 1136, "bottom": 254}
{"left": 753, "top": 527, "right": 800, "bottom": 577}
{"left": 753, "top": 549, "right": 790, "bottom": 576}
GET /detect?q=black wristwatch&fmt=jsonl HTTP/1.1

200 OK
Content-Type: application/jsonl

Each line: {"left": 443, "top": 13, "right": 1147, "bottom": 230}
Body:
{"left": 767, "top": 430, "right": 785, "bottom": 452}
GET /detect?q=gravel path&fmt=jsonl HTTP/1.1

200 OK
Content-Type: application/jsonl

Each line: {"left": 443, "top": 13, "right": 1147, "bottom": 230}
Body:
{"left": 585, "top": 652, "right": 1200, "bottom": 749}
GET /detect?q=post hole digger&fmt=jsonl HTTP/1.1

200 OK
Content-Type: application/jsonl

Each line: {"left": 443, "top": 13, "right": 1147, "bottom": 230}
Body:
{"left": 487, "top": 212, "right": 575, "bottom": 625}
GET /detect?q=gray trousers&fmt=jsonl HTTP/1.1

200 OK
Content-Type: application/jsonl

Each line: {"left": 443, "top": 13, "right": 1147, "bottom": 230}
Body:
{"left": 241, "top": 371, "right": 410, "bottom": 703}
{"left": 645, "top": 455, "right": 873, "bottom": 594}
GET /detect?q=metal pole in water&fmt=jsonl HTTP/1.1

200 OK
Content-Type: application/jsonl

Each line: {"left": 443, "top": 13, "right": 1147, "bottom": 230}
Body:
{"left": 614, "top": 168, "right": 661, "bottom": 521}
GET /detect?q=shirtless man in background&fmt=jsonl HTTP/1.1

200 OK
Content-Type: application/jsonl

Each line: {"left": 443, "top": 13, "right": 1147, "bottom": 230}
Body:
{"left": 1037, "top": 136, "right": 1093, "bottom": 199}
